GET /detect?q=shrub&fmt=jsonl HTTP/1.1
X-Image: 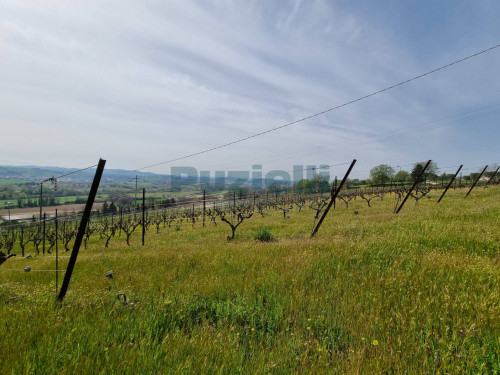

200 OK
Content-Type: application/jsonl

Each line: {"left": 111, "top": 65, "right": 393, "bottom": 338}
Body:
{"left": 254, "top": 227, "right": 274, "bottom": 242}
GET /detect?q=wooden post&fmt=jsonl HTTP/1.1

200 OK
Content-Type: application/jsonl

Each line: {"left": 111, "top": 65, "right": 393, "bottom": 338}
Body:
{"left": 311, "top": 159, "right": 356, "bottom": 238}
{"left": 142, "top": 188, "right": 145, "bottom": 246}
{"left": 395, "top": 160, "right": 431, "bottom": 214}
{"left": 438, "top": 165, "right": 462, "bottom": 203}
{"left": 57, "top": 159, "right": 106, "bottom": 302}
{"left": 466, "top": 165, "right": 488, "bottom": 197}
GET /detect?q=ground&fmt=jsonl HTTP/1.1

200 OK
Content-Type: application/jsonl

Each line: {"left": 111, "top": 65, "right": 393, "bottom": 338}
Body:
{"left": 0, "top": 186, "right": 499, "bottom": 374}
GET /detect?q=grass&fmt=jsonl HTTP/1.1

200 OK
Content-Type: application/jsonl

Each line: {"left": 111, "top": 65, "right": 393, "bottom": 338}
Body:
{"left": 0, "top": 187, "right": 499, "bottom": 374}
{"left": 253, "top": 226, "right": 275, "bottom": 242}
{"left": 0, "top": 179, "right": 28, "bottom": 185}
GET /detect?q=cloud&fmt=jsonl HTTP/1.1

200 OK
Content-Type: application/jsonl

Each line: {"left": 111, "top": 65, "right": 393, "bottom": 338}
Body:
{"left": 0, "top": 0, "right": 499, "bottom": 177}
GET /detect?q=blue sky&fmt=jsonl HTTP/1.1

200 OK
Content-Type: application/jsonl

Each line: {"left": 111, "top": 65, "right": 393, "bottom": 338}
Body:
{"left": 0, "top": 0, "right": 499, "bottom": 178}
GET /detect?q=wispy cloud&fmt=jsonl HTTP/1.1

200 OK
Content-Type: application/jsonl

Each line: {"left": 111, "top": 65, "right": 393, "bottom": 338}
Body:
{"left": 0, "top": 0, "right": 499, "bottom": 175}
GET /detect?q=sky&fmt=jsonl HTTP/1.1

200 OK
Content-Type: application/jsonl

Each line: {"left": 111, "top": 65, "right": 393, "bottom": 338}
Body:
{"left": 1, "top": 0, "right": 499, "bottom": 179}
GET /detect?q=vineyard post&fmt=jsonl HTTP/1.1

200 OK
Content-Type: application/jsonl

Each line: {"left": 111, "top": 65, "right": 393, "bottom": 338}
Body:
{"left": 57, "top": 158, "right": 106, "bottom": 302}
{"left": 334, "top": 176, "right": 338, "bottom": 208}
{"left": 43, "top": 212, "right": 46, "bottom": 255}
{"left": 484, "top": 166, "right": 499, "bottom": 188}
{"left": 142, "top": 188, "right": 145, "bottom": 246}
{"left": 21, "top": 226, "right": 24, "bottom": 257}
{"left": 466, "top": 165, "right": 488, "bottom": 197}
{"left": 39, "top": 183, "right": 43, "bottom": 224}
{"left": 119, "top": 207, "right": 122, "bottom": 237}
{"left": 203, "top": 190, "right": 206, "bottom": 227}
{"left": 55, "top": 209, "right": 58, "bottom": 294}
{"left": 438, "top": 165, "right": 463, "bottom": 203}
{"left": 311, "top": 159, "right": 356, "bottom": 238}
{"left": 395, "top": 160, "right": 431, "bottom": 214}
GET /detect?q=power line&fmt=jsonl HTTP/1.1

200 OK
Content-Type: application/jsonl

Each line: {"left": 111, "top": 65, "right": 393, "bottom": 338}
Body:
{"left": 134, "top": 43, "right": 500, "bottom": 171}
{"left": 37, "top": 164, "right": 98, "bottom": 183}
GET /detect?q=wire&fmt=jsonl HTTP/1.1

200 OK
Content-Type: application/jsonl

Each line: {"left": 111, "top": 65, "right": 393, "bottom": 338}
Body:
{"left": 37, "top": 164, "right": 98, "bottom": 183}
{"left": 133, "top": 43, "right": 500, "bottom": 171}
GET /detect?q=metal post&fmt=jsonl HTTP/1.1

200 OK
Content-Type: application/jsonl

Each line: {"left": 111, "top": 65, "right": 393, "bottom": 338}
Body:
{"left": 43, "top": 212, "right": 46, "bottom": 255}
{"left": 55, "top": 209, "right": 58, "bottom": 294}
{"left": 484, "top": 166, "right": 499, "bottom": 188}
{"left": 119, "top": 207, "right": 122, "bottom": 236}
{"left": 142, "top": 188, "right": 145, "bottom": 246}
{"left": 395, "top": 160, "right": 431, "bottom": 214}
{"left": 202, "top": 190, "right": 206, "bottom": 227}
{"left": 135, "top": 175, "right": 138, "bottom": 210}
{"left": 311, "top": 159, "right": 356, "bottom": 238}
{"left": 39, "top": 183, "right": 43, "bottom": 223}
{"left": 438, "top": 165, "right": 462, "bottom": 203}
{"left": 58, "top": 159, "right": 106, "bottom": 302}
{"left": 466, "top": 165, "right": 488, "bottom": 197}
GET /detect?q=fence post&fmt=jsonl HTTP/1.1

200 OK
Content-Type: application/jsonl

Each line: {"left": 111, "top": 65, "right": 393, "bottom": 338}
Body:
{"left": 484, "top": 166, "right": 499, "bottom": 188}
{"left": 395, "top": 160, "right": 431, "bottom": 214}
{"left": 311, "top": 159, "right": 356, "bottom": 238}
{"left": 142, "top": 188, "right": 145, "bottom": 246}
{"left": 57, "top": 158, "right": 106, "bottom": 302}
{"left": 55, "top": 209, "right": 58, "bottom": 294}
{"left": 466, "top": 165, "right": 488, "bottom": 197}
{"left": 438, "top": 165, "right": 463, "bottom": 203}
{"left": 203, "top": 190, "right": 206, "bottom": 227}
{"left": 43, "top": 212, "right": 46, "bottom": 255}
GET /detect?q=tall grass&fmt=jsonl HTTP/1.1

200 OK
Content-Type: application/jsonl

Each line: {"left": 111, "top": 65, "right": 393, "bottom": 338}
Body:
{"left": 0, "top": 187, "right": 499, "bottom": 373}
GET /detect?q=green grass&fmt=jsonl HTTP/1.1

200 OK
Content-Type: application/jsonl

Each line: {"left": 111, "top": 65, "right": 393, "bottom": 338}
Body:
{"left": 0, "top": 179, "right": 28, "bottom": 185}
{"left": 0, "top": 187, "right": 499, "bottom": 374}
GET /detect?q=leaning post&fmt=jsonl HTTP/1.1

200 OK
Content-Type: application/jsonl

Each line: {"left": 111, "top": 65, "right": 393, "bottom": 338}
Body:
{"left": 311, "top": 159, "right": 356, "bottom": 238}
{"left": 437, "top": 165, "right": 463, "bottom": 203}
{"left": 484, "top": 166, "right": 499, "bottom": 188}
{"left": 57, "top": 159, "right": 106, "bottom": 302}
{"left": 395, "top": 160, "right": 431, "bottom": 214}
{"left": 466, "top": 165, "right": 488, "bottom": 197}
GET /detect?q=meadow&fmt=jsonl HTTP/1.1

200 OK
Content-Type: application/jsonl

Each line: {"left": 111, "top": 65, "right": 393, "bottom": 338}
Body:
{"left": 0, "top": 186, "right": 499, "bottom": 374}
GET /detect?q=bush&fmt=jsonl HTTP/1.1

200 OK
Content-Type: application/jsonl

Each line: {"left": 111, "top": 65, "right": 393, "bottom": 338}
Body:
{"left": 254, "top": 227, "right": 274, "bottom": 242}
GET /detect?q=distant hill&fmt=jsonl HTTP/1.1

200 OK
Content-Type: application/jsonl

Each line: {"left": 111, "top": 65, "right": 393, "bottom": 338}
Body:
{"left": 0, "top": 165, "right": 171, "bottom": 183}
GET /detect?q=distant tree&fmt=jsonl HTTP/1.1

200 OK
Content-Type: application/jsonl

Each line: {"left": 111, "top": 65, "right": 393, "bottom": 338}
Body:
{"left": 314, "top": 174, "right": 330, "bottom": 193}
{"left": 267, "top": 182, "right": 285, "bottom": 194}
{"left": 350, "top": 178, "right": 361, "bottom": 186}
{"left": 108, "top": 193, "right": 133, "bottom": 208}
{"left": 411, "top": 161, "right": 438, "bottom": 182}
{"left": 369, "top": 164, "right": 395, "bottom": 185}
{"left": 394, "top": 170, "right": 410, "bottom": 183}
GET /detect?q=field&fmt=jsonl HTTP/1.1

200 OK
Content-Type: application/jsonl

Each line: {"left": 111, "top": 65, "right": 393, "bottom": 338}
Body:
{"left": 1, "top": 186, "right": 499, "bottom": 374}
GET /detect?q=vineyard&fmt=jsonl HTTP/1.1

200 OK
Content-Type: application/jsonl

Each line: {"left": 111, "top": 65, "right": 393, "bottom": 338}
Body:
{"left": 0, "top": 179, "right": 488, "bottom": 256}
{"left": 1, "top": 178, "right": 499, "bottom": 373}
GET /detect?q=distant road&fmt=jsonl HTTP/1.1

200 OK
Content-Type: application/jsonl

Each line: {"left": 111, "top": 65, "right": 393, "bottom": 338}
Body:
{"left": 0, "top": 202, "right": 104, "bottom": 220}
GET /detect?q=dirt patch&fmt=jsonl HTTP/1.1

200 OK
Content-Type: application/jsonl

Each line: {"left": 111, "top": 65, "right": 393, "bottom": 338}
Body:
{"left": 0, "top": 203, "right": 104, "bottom": 220}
